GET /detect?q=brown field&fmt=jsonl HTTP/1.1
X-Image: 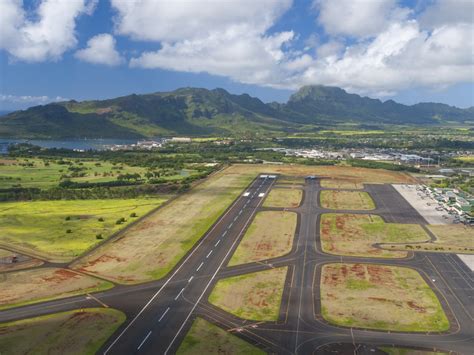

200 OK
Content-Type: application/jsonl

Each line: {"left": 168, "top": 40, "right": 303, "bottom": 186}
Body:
{"left": 0, "top": 268, "right": 113, "bottom": 310}
{"left": 0, "top": 308, "right": 125, "bottom": 355}
{"left": 177, "top": 317, "right": 264, "bottom": 355}
{"left": 320, "top": 263, "right": 449, "bottom": 331}
{"left": 226, "top": 164, "right": 417, "bottom": 185}
{"left": 276, "top": 176, "right": 305, "bottom": 186}
{"left": 229, "top": 211, "right": 297, "bottom": 266}
{"left": 320, "top": 179, "right": 364, "bottom": 189}
{"left": 320, "top": 214, "right": 428, "bottom": 258}
{"left": 320, "top": 191, "right": 375, "bottom": 210}
{"left": 72, "top": 168, "right": 256, "bottom": 284}
{"left": 0, "top": 248, "right": 43, "bottom": 272}
{"left": 263, "top": 188, "right": 302, "bottom": 208}
{"left": 209, "top": 267, "right": 288, "bottom": 321}
{"left": 382, "top": 224, "right": 474, "bottom": 254}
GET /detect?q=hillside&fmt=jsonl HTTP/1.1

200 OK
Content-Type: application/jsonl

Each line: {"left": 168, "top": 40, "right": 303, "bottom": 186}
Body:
{"left": 0, "top": 86, "right": 472, "bottom": 138}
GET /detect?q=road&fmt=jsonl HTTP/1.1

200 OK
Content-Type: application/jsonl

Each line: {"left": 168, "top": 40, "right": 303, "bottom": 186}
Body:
{"left": 0, "top": 175, "right": 472, "bottom": 354}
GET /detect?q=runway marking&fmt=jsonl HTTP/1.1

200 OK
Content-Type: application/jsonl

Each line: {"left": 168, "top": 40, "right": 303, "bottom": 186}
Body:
{"left": 188, "top": 276, "right": 194, "bottom": 283}
{"left": 233, "top": 216, "right": 238, "bottom": 221}
{"left": 215, "top": 240, "right": 221, "bottom": 247}
{"left": 229, "top": 222, "right": 233, "bottom": 228}
{"left": 206, "top": 250, "right": 213, "bottom": 258}
{"left": 158, "top": 307, "right": 170, "bottom": 322}
{"left": 103, "top": 177, "right": 263, "bottom": 355}
{"left": 164, "top": 178, "right": 275, "bottom": 355}
{"left": 175, "top": 288, "right": 185, "bottom": 300}
{"left": 196, "top": 262, "right": 204, "bottom": 272}
{"left": 137, "top": 331, "right": 152, "bottom": 350}
{"left": 238, "top": 210, "right": 242, "bottom": 215}
{"left": 222, "top": 231, "right": 227, "bottom": 237}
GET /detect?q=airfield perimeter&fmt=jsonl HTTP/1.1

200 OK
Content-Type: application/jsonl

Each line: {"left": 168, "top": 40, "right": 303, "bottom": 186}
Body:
{"left": 0, "top": 164, "right": 472, "bottom": 354}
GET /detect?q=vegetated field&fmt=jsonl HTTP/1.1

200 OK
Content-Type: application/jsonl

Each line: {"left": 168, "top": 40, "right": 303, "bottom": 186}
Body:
{"left": 209, "top": 267, "right": 288, "bottom": 321}
{"left": 454, "top": 156, "right": 474, "bottom": 163}
{"left": 0, "top": 198, "right": 167, "bottom": 262}
{"left": 320, "top": 263, "right": 449, "bottom": 332}
{"left": 0, "top": 268, "right": 113, "bottom": 310}
{"left": 276, "top": 175, "right": 305, "bottom": 186}
{"left": 382, "top": 224, "right": 474, "bottom": 254}
{"left": 225, "top": 164, "right": 417, "bottom": 185}
{"left": 320, "top": 214, "right": 429, "bottom": 258}
{"left": 0, "top": 157, "right": 148, "bottom": 189}
{"left": 229, "top": 211, "right": 297, "bottom": 266}
{"left": 177, "top": 317, "right": 264, "bottom": 355}
{"left": 0, "top": 248, "right": 14, "bottom": 258}
{"left": 263, "top": 188, "right": 302, "bottom": 208}
{"left": 0, "top": 308, "right": 125, "bottom": 355}
{"left": 320, "top": 179, "right": 363, "bottom": 189}
{"left": 72, "top": 168, "right": 256, "bottom": 284}
{"left": 320, "top": 191, "right": 375, "bottom": 210}
{"left": 379, "top": 347, "right": 448, "bottom": 355}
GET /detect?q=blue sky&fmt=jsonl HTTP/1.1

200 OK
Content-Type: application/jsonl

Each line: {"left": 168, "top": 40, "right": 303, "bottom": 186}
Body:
{"left": 1, "top": 0, "right": 473, "bottom": 110}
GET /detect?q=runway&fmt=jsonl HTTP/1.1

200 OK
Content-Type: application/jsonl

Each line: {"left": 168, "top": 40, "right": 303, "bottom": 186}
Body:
{"left": 0, "top": 175, "right": 472, "bottom": 354}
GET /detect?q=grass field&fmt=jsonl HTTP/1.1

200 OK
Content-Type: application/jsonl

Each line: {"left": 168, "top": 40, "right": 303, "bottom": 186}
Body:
{"left": 454, "top": 156, "right": 474, "bottom": 163}
{"left": 379, "top": 347, "right": 447, "bottom": 355}
{"left": 209, "top": 267, "right": 288, "bottom": 321}
{"left": 320, "top": 191, "right": 375, "bottom": 210}
{"left": 229, "top": 211, "right": 297, "bottom": 266}
{"left": 382, "top": 224, "right": 474, "bottom": 254}
{"left": 263, "top": 188, "right": 302, "bottom": 208}
{"left": 0, "top": 198, "right": 168, "bottom": 262}
{"left": 0, "top": 268, "right": 113, "bottom": 310}
{"left": 0, "top": 308, "right": 125, "bottom": 355}
{"left": 276, "top": 176, "right": 305, "bottom": 186}
{"left": 320, "top": 179, "right": 363, "bottom": 189}
{"left": 320, "top": 214, "right": 429, "bottom": 258}
{"left": 72, "top": 168, "right": 256, "bottom": 284}
{"left": 320, "top": 263, "right": 449, "bottom": 332}
{"left": 0, "top": 158, "right": 148, "bottom": 189}
{"left": 177, "top": 317, "right": 264, "bottom": 355}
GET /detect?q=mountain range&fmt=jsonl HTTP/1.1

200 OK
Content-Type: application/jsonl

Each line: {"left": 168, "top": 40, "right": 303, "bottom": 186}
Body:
{"left": 0, "top": 85, "right": 472, "bottom": 139}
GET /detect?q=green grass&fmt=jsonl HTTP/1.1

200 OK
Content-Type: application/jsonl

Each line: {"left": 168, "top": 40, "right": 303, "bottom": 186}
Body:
{"left": 0, "top": 158, "right": 150, "bottom": 189}
{"left": 379, "top": 346, "right": 447, "bottom": 355}
{"left": 0, "top": 308, "right": 125, "bottom": 355}
{"left": 177, "top": 317, "right": 265, "bottom": 355}
{"left": 208, "top": 267, "right": 287, "bottom": 321}
{"left": 0, "top": 198, "right": 168, "bottom": 262}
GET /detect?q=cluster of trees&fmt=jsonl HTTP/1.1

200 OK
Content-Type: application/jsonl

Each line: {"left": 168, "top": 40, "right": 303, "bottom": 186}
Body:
{"left": 348, "top": 159, "right": 420, "bottom": 172}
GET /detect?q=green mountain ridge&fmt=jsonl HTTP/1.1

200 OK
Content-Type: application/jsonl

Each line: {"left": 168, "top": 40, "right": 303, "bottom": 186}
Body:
{"left": 1, "top": 85, "right": 472, "bottom": 138}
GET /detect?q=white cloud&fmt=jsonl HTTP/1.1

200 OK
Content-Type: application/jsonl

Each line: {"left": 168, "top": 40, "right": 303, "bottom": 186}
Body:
{"left": 313, "top": 0, "right": 411, "bottom": 38}
{"left": 111, "top": 0, "right": 292, "bottom": 42}
{"left": 420, "top": 0, "right": 474, "bottom": 29}
{"left": 75, "top": 34, "right": 123, "bottom": 66}
{"left": 0, "top": 0, "right": 96, "bottom": 62}
{"left": 0, "top": 94, "right": 68, "bottom": 110}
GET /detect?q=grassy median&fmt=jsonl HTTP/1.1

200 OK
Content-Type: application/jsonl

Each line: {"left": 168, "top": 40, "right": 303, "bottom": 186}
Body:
{"left": 177, "top": 317, "right": 264, "bottom": 354}
{"left": 0, "top": 268, "right": 113, "bottom": 310}
{"left": 229, "top": 211, "right": 297, "bottom": 266}
{"left": 320, "top": 190, "right": 375, "bottom": 210}
{"left": 263, "top": 188, "right": 302, "bottom": 208}
{"left": 320, "top": 263, "right": 449, "bottom": 332}
{"left": 320, "top": 214, "right": 428, "bottom": 258}
{"left": 209, "top": 267, "right": 288, "bottom": 321}
{"left": 0, "top": 308, "right": 125, "bottom": 354}
{"left": 320, "top": 179, "right": 363, "bottom": 189}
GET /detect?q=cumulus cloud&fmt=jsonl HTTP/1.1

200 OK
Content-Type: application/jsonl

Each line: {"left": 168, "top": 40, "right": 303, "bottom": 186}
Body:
{"left": 0, "top": 0, "right": 96, "bottom": 62}
{"left": 0, "top": 94, "right": 68, "bottom": 110}
{"left": 313, "top": 0, "right": 411, "bottom": 38}
{"left": 420, "top": 0, "right": 474, "bottom": 28}
{"left": 75, "top": 34, "right": 123, "bottom": 66}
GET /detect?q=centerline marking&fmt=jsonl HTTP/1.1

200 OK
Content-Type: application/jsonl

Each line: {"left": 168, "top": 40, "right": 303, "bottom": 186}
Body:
{"left": 196, "top": 262, "right": 204, "bottom": 272}
{"left": 206, "top": 250, "right": 213, "bottom": 258}
{"left": 158, "top": 307, "right": 170, "bottom": 322}
{"left": 137, "top": 331, "right": 152, "bottom": 350}
{"left": 175, "top": 288, "right": 185, "bottom": 300}
{"left": 215, "top": 240, "right": 220, "bottom": 247}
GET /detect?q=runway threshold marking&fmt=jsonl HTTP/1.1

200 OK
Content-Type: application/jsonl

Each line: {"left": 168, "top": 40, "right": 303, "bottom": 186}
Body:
{"left": 137, "top": 331, "right": 152, "bottom": 350}
{"left": 196, "top": 262, "right": 204, "bottom": 272}
{"left": 158, "top": 307, "right": 170, "bottom": 322}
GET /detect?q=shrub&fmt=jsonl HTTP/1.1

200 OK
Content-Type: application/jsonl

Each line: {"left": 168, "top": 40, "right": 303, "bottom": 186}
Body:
{"left": 98, "top": 217, "right": 104, "bottom": 222}
{"left": 96, "top": 234, "right": 103, "bottom": 239}
{"left": 66, "top": 229, "right": 72, "bottom": 233}
{"left": 65, "top": 216, "right": 71, "bottom": 221}
{"left": 130, "top": 212, "right": 137, "bottom": 218}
